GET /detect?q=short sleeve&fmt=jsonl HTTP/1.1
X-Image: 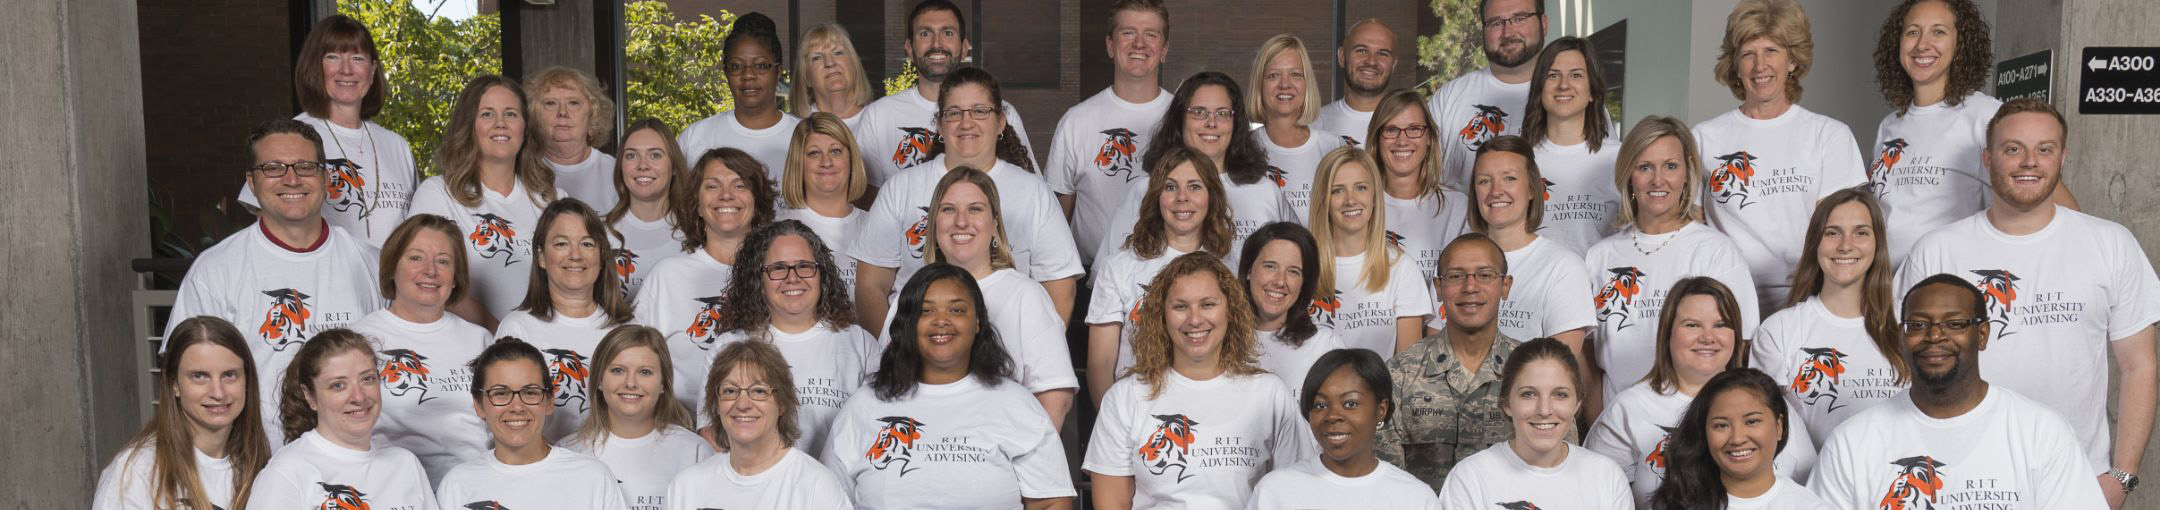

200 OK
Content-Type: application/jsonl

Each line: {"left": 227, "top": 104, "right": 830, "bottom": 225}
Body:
{"left": 162, "top": 263, "right": 224, "bottom": 351}
{"left": 1010, "top": 293, "right": 1080, "bottom": 392}
{"left": 662, "top": 469, "right": 695, "bottom": 510}
{"left": 1817, "top": 121, "right": 1869, "bottom": 197}
{"left": 1093, "top": 183, "right": 1147, "bottom": 264}
{"left": 89, "top": 450, "right": 148, "bottom": 510}
{"left": 1268, "top": 384, "right": 1317, "bottom": 467}
{"left": 1388, "top": 252, "right": 1437, "bottom": 320}
{"left": 1434, "top": 462, "right": 1481, "bottom": 508}
{"left": 1081, "top": 382, "right": 1139, "bottom": 476}
{"left": 847, "top": 183, "right": 910, "bottom": 269}
{"left": 817, "top": 401, "right": 868, "bottom": 497}
{"left": 1703, "top": 240, "right": 1762, "bottom": 334}
{"left": 595, "top": 466, "right": 631, "bottom": 510}
{"left": 1537, "top": 256, "right": 1597, "bottom": 334}
{"left": 1584, "top": 406, "right": 1636, "bottom": 481}
{"left": 1017, "top": 188, "right": 1085, "bottom": 281}
{"left": 243, "top": 468, "right": 307, "bottom": 510}
{"left": 1751, "top": 315, "right": 1789, "bottom": 381}
{"left": 1044, "top": 112, "right": 1085, "bottom": 195}
{"left": 1085, "top": 260, "right": 1133, "bottom": 325}
{"left": 2105, "top": 228, "right": 2160, "bottom": 340}
{"left": 2036, "top": 419, "right": 2110, "bottom": 508}
{"left": 1006, "top": 394, "right": 1078, "bottom": 499}
{"left": 406, "top": 178, "right": 455, "bottom": 220}
{"left": 1807, "top": 433, "right": 1865, "bottom": 510}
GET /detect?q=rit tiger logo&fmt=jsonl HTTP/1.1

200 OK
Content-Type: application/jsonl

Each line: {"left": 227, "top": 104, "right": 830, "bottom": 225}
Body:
{"left": 1126, "top": 283, "right": 1152, "bottom": 324}
{"left": 685, "top": 296, "right": 727, "bottom": 350}
{"left": 258, "top": 288, "right": 312, "bottom": 350}
{"left": 544, "top": 348, "right": 590, "bottom": 413}
{"left": 1385, "top": 230, "right": 1407, "bottom": 252}
{"left": 891, "top": 127, "right": 937, "bottom": 170}
{"left": 1339, "top": 134, "right": 1359, "bottom": 148}
{"left": 323, "top": 158, "right": 368, "bottom": 213}
{"left": 867, "top": 416, "right": 926, "bottom": 476}
{"left": 315, "top": 482, "right": 370, "bottom": 510}
{"left": 468, "top": 213, "right": 520, "bottom": 265}
{"left": 1645, "top": 425, "right": 1678, "bottom": 474}
{"left": 1308, "top": 291, "right": 1345, "bottom": 327}
{"left": 1265, "top": 166, "right": 1288, "bottom": 187}
{"left": 1791, "top": 347, "right": 1850, "bottom": 412}
{"left": 1971, "top": 269, "right": 2019, "bottom": 339}
{"left": 1498, "top": 503, "right": 1544, "bottom": 510}
{"left": 1869, "top": 139, "right": 1907, "bottom": 196}
{"left": 462, "top": 503, "right": 510, "bottom": 510}
{"left": 1139, "top": 414, "right": 1200, "bottom": 482}
{"left": 904, "top": 206, "right": 933, "bottom": 259}
{"left": 1594, "top": 267, "right": 1646, "bottom": 330}
{"left": 1709, "top": 151, "right": 1759, "bottom": 208}
{"left": 1540, "top": 178, "right": 1555, "bottom": 201}
{"left": 380, "top": 349, "right": 436, "bottom": 404}
{"left": 1096, "top": 128, "right": 1142, "bottom": 181}
{"left": 1879, "top": 456, "right": 1948, "bottom": 510}
{"left": 1457, "top": 105, "right": 1508, "bottom": 150}
{"left": 613, "top": 249, "right": 637, "bottom": 283}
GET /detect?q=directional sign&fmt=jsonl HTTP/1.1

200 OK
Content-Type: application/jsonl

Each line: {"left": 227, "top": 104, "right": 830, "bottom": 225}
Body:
{"left": 1995, "top": 50, "right": 2051, "bottom": 102}
{"left": 2079, "top": 47, "right": 2160, "bottom": 115}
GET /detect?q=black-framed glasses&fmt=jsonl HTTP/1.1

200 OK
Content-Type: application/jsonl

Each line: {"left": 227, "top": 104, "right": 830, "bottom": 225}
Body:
{"left": 1185, "top": 107, "right": 1237, "bottom": 122}
{"left": 1380, "top": 124, "right": 1431, "bottom": 140}
{"left": 1899, "top": 317, "right": 1986, "bottom": 335}
{"left": 1484, "top": 12, "right": 1542, "bottom": 31}
{"left": 483, "top": 385, "right": 548, "bottom": 406}
{"left": 724, "top": 61, "right": 780, "bottom": 74}
{"left": 717, "top": 384, "right": 775, "bottom": 402}
{"left": 762, "top": 261, "right": 820, "bottom": 281}
{"left": 252, "top": 161, "right": 325, "bottom": 178}
{"left": 938, "top": 106, "right": 999, "bottom": 122}
{"left": 1437, "top": 270, "right": 1506, "bottom": 286}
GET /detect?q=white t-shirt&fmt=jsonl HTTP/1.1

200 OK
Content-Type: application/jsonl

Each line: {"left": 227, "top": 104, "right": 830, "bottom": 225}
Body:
{"left": 776, "top": 207, "right": 864, "bottom": 294}
{"left": 351, "top": 309, "right": 493, "bottom": 485}
{"left": 1382, "top": 190, "right": 1473, "bottom": 280}
{"left": 1094, "top": 170, "right": 1298, "bottom": 265}
{"left": 247, "top": 430, "right": 437, "bottom": 510}
{"left": 435, "top": 447, "right": 629, "bottom": 510}
{"left": 1255, "top": 327, "right": 1347, "bottom": 402}
{"left": 1586, "top": 381, "right": 1817, "bottom": 508}
{"left": 164, "top": 223, "right": 383, "bottom": 441}
{"left": 1083, "top": 371, "right": 1315, "bottom": 509}
{"left": 1247, "top": 455, "right": 1440, "bottom": 510}
{"left": 1809, "top": 387, "right": 2108, "bottom": 510}
{"left": 239, "top": 113, "right": 417, "bottom": 248}
{"left": 93, "top": 442, "right": 239, "bottom": 510}
{"left": 1437, "top": 441, "right": 1634, "bottom": 510}
{"left": 853, "top": 87, "right": 1038, "bottom": 185}
{"left": 1042, "top": 87, "right": 1172, "bottom": 263}
{"left": 1581, "top": 222, "right": 1761, "bottom": 401}
{"left": 707, "top": 323, "right": 880, "bottom": 459}
{"left": 820, "top": 377, "right": 1075, "bottom": 509}
{"left": 548, "top": 148, "right": 620, "bottom": 213}
{"left": 885, "top": 269, "right": 1080, "bottom": 395}
{"left": 1312, "top": 249, "right": 1434, "bottom": 356}
{"left": 1897, "top": 206, "right": 2160, "bottom": 472}
{"left": 1258, "top": 126, "right": 1349, "bottom": 214}
{"left": 407, "top": 176, "right": 550, "bottom": 319}
{"left": 1314, "top": 100, "right": 1375, "bottom": 149}
{"left": 1871, "top": 92, "right": 2002, "bottom": 266}
{"left": 1751, "top": 297, "right": 1905, "bottom": 449}
{"left": 666, "top": 448, "right": 852, "bottom": 510}
{"left": 1495, "top": 236, "right": 1596, "bottom": 342}
{"left": 565, "top": 425, "right": 713, "bottom": 510}
{"left": 848, "top": 156, "right": 1082, "bottom": 290}
{"left": 1086, "top": 246, "right": 1187, "bottom": 377}
{"left": 1692, "top": 105, "right": 1868, "bottom": 308}
{"left": 495, "top": 310, "right": 619, "bottom": 443}
{"left": 609, "top": 212, "right": 688, "bottom": 300}
{"left": 630, "top": 247, "right": 735, "bottom": 414}
{"left": 678, "top": 110, "right": 803, "bottom": 182}
{"left": 1427, "top": 68, "right": 1531, "bottom": 191}
{"left": 1534, "top": 136, "right": 1624, "bottom": 253}
{"left": 1729, "top": 476, "right": 1830, "bottom": 510}
{"left": 806, "top": 102, "right": 864, "bottom": 132}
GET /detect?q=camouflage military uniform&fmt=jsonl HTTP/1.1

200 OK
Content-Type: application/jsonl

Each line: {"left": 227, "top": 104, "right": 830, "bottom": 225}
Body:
{"left": 1376, "top": 329, "right": 1520, "bottom": 491}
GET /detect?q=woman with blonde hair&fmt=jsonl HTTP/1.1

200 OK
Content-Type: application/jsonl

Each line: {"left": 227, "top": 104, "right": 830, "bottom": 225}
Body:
{"left": 1250, "top": 34, "right": 1347, "bottom": 212}
{"left": 710, "top": 220, "right": 880, "bottom": 459}
{"left": 1308, "top": 146, "right": 1434, "bottom": 356}
{"left": 776, "top": 112, "right": 870, "bottom": 293}
{"left": 527, "top": 66, "right": 619, "bottom": 210}
{"left": 564, "top": 325, "right": 709, "bottom": 509}
{"left": 409, "top": 74, "right": 560, "bottom": 327}
{"left": 495, "top": 198, "right": 635, "bottom": 442}
{"left": 349, "top": 213, "right": 492, "bottom": 484}
{"left": 1086, "top": 145, "right": 1235, "bottom": 403}
{"left": 790, "top": 22, "right": 874, "bottom": 127}
{"left": 241, "top": 14, "right": 414, "bottom": 247}
{"left": 1366, "top": 88, "right": 1471, "bottom": 282}
{"left": 607, "top": 119, "right": 694, "bottom": 298}
{"left": 249, "top": 329, "right": 437, "bottom": 509}
{"left": 94, "top": 317, "right": 271, "bottom": 510}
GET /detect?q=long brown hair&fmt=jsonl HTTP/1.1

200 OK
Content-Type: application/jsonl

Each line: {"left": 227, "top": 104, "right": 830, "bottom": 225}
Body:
{"left": 705, "top": 339, "right": 802, "bottom": 451}
{"left": 569, "top": 325, "right": 696, "bottom": 448}
{"left": 1522, "top": 37, "right": 1613, "bottom": 152}
{"left": 1127, "top": 253, "right": 1264, "bottom": 399}
{"left": 922, "top": 167, "right": 1017, "bottom": 271}
{"left": 1465, "top": 135, "right": 1550, "bottom": 233}
{"left": 1125, "top": 145, "right": 1233, "bottom": 258}
{"left": 929, "top": 67, "right": 1036, "bottom": 172}
{"left": 1874, "top": 0, "right": 1992, "bottom": 114}
{"left": 605, "top": 119, "right": 693, "bottom": 226}
{"left": 515, "top": 198, "right": 632, "bottom": 326}
{"left": 1365, "top": 89, "right": 1447, "bottom": 200}
{"left": 277, "top": 329, "right": 378, "bottom": 443}
{"left": 116, "top": 317, "right": 271, "bottom": 510}
{"left": 1785, "top": 188, "right": 1905, "bottom": 384}
{"left": 294, "top": 15, "right": 387, "bottom": 120}
{"left": 1646, "top": 277, "right": 1750, "bottom": 394}
{"left": 433, "top": 75, "right": 558, "bottom": 208}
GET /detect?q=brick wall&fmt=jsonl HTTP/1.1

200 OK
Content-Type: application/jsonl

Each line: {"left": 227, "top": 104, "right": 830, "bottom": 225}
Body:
{"left": 137, "top": 0, "right": 294, "bottom": 247}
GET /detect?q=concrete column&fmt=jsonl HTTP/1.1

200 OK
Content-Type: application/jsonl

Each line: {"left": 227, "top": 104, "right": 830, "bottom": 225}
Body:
{"left": 0, "top": 0, "right": 150, "bottom": 505}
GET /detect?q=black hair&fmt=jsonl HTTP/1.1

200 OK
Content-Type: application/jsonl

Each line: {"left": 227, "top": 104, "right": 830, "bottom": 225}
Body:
{"left": 927, "top": 67, "right": 1036, "bottom": 172}
{"left": 466, "top": 336, "right": 554, "bottom": 398}
{"left": 1298, "top": 349, "right": 1395, "bottom": 424}
{"left": 715, "top": 219, "right": 858, "bottom": 338}
{"left": 907, "top": 0, "right": 968, "bottom": 41}
{"left": 1649, "top": 368, "right": 1789, "bottom": 510}
{"left": 1902, "top": 273, "right": 1986, "bottom": 318}
{"left": 724, "top": 12, "right": 784, "bottom": 66}
{"left": 1237, "top": 222, "right": 1322, "bottom": 345}
{"left": 246, "top": 117, "right": 327, "bottom": 165}
{"left": 1144, "top": 71, "right": 1271, "bottom": 185}
{"left": 1440, "top": 232, "right": 1511, "bottom": 275}
{"left": 870, "top": 263, "right": 1015, "bottom": 401}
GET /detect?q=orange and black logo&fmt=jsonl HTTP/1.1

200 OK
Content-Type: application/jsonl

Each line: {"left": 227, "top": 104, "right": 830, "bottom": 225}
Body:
{"left": 614, "top": 249, "right": 637, "bottom": 283}
{"left": 1339, "top": 135, "right": 1360, "bottom": 148}
{"left": 1791, "top": 347, "right": 1850, "bottom": 412}
{"left": 904, "top": 206, "right": 932, "bottom": 259}
{"left": 1970, "top": 269, "right": 2019, "bottom": 339}
{"left": 1878, "top": 456, "right": 1947, "bottom": 510}
{"left": 258, "top": 288, "right": 313, "bottom": 350}
{"left": 1540, "top": 178, "right": 1554, "bottom": 201}
{"left": 323, "top": 158, "right": 368, "bottom": 213}
{"left": 544, "top": 348, "right": 591, "bottom": 413}
{"left": 468, "top": 213, "right": 520, "bottom": 265}
{"left": 867, "top": 416, "right": 926, "bottom": 476}
{"left": 380, "top": 349, "right": 436, "bottom": 404}
{"left": 1308, "top": 290, "right": 1345, "bottom": 327}
{"left": 684, "top": 296, "right": 727, "bottom": 350}
{"left": 1126, "top": 283, "right": 1152, "bottom": 324}
{"left": 1095, "top": 128, "right": 1142, "bottom": 181}
{"left": 1265, "top": 166, "right": 1288, "bottom": 187}
{"left": 1139, "top": 414, "right": 1199, "bottom": 482}
{"left": 1645, "top": 425, "right": 1677, "bottom": 474}
{"left": 1457, "top": 105, "right": 1508, "bottom": 150}
{"left": 1709, "top": 151, "right": 1759, "bottom": 208}
{"left": 1868, "top": 139, "right": 1907, "bottom": 197}
{"left": 891, "top": 127, "right": 937, "bottom": 169}
{"left": 1594, "top": 267, "right": 1646, "bottom": 330}
{"left": 461, "top": 502, "right": 509, "bottom": 510}
{"left": 1497, "top": 503, "right": 1543, "bottom": 510}
{"left": 1385, "top": 230, "right": 1407, "bottom": 252}
{"left": 315, "top": 482, "right": 370, "bottom": 510}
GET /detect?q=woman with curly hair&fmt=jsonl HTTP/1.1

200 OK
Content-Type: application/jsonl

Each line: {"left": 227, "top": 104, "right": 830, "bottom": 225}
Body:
{"left": 1086, "top": 145, "right": 1235, "bottom": 404}
{"left": 708, "top": 219, "right": 880, "bottom": 460}
{"left": 1083, "top": 252, "right": 1313, "bottom": 510}
{"left": 633, "top": 147, "right": 777, "bottom": 414}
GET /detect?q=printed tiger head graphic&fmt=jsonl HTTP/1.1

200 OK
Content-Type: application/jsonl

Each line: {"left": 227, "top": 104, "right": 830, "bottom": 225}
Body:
{"left": 1096, "top": 128, "right": 1142, "bottom": 181}
{"left": 1540, "top": 177, "right": 1555, "bottom": 201}
{"left": 684, "top": 296, "right": 727, "bottom": 349}
{"left": 258, "top": 288, "right": 313, "bottom": 350}
{"left": 1308, "top": 290, "right": 1345, "bottom": 327}
{"left": 1791, "top": 347, "right": 1850, "bottom": 412}
{"left": 1339, "top": 134, "right": 1360, "bottom": 148}
{"left": 904, "top": 206, "right": 932, "bottom": 259}
{"left": 867, "top": 416, "right": 926, "bottom": 476}
{"left": 1139, "top": 414, "right": 1200, "bottom": 482}
{"left": 1868, "top": 138, "right": 1908, "bottom": 196}
{"left": 461, "top": 502, "right": 509, "bottom": 510}
{"left": 1878, "top": 456, "right": 1948, "bottom": 510}
{"left": 322, "top": 158, "right": 368, "bottom": 213}
{"left": 379, "top": 349, "right": 435, "bottom": 404}
{"left": 468, "top": 213, "right": 520, "bottom": 265}
{"left": 1708, "top": 151, "right": 1759, "bottom": 208}
{"left": 1645, "top": 425, "right": 1678, "bottom": 474}
{"left": 1457, "top": 104, "right": 1508, "bottom": 150}
{"left": 315, "top": 482, "right": 370, "bottom": 510}
{"left": 543, "top": 348, "right": 590, "bottom": 413}
{"left": 1385, "top": 230, "right": 1407, "bottom": 252}
{"left": 1497, "top": 502, "right": 1543, "bottom": 510}
{"left": 1594, "top": 267, "right": 1646, "bottom": 330}
{"left": 613, "top": 248, "right": 637, "bottom": 283}
{"left": 1970, "top": 269, "right": 2019, "bottom": 338}
{"left": 1126, "top": 282, "right": 1152, "bottom": 324}
{"left": 891, "top": 127, "right": 938, "bottom": 169}
{"left": 1265, "top": 166, "right": 1288, "bottom": 187}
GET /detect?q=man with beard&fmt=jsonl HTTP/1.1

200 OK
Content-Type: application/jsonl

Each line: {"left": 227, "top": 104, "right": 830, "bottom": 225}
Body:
{"left": 854, "top": 0, "right": 1039, "bottom": 185}
{"left": 1316, "top": 19, "right": 1397, "bottom": 148}
{"left": 1426, "top": 0, "right": 1544, "bottom": 191}
{"left": 1897, "top": 99, "right": 2158, "bottom": 508}
{"left": 1044, "top": 0, "right": 1173, "bottom": 264}
{"left": 1810, "top": 275, "right": 2107, "bottom": 509}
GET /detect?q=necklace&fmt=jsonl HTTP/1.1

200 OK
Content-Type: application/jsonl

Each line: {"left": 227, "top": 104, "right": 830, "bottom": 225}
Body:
{"left": 318, "top": 117, "right": 382, "bottom": 238}
{"left": 1631, "top": 228, "right": 1677, "bottom": 255}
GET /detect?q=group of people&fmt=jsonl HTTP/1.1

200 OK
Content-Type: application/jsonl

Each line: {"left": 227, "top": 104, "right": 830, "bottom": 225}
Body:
{"left": 93, "top": 0, "right": 2156, "bottom": 508}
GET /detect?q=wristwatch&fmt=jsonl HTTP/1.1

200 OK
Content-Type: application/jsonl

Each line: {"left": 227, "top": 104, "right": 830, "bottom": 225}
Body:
{"left": 2108, "top": 468, "right": 2140, "bottom": 494}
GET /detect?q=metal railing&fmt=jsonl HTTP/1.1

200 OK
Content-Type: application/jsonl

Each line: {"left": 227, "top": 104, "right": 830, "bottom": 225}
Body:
{"left": 130, "top": 258, "right": 189, "bottom": 420}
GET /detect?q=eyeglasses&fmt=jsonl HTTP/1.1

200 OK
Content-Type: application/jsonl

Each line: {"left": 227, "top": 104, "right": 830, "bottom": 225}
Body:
{"left": 717, "top": 384, "right": 775, "bottom": 402}
{"left": 762, "top": 261, "right": 820, "bottom": 281}
{"left": 252, "top": 161, "right": 325, "bottom": 178}
{"left": 1899, "top": 317, "right": 1986, "bottom": 335}
{"left": 1185, "top": 107, "right": 1237, "bottom": 122}
{"left": 1485, "top": 12, "right": 1542, "bottom": 31}
{"left": 938, "top": 106, "right": 1000, "bottom": 122}
{"left": 483, "top": 385, "right": 549, "bottom": 406}
{"left": 1437, "top": 270, "right": 1506, "bottom": 286}
{"left": 1379, "top": 124, "right": 1431, "bottom": 140}
{"left": 724, "top": 62, "right": 780, "bottom": 74}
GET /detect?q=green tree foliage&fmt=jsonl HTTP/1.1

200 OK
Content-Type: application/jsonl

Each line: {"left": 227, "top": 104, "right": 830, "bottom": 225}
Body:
{"left": 1416, "top": 0, "right": 1488, "bottom": 96}
{"left": 625, "top": 1, "right": 735, "bottom": 131}
{"left": 339, "top": 0, "right": 501, "bottom": 176}
{"left": 883, "top": 60, "right": 919, "bottom": 97}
